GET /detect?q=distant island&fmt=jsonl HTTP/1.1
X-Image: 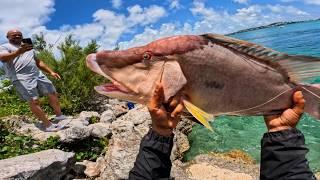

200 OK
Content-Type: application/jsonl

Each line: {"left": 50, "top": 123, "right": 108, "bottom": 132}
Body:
{"left": 227, "top": 18, "right": 320, "bottom": 36}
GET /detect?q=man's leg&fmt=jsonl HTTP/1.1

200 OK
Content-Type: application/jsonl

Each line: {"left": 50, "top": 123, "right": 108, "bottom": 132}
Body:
{"left": 28, "top": 99, "right": 51, "bottom": 128}
{"left": 48, "top": 93, "right": 62, "bottom": 116}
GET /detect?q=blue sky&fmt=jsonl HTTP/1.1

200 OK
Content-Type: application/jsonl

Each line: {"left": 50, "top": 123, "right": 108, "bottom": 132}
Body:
{"left": 0, "top": 0, "right": 319, "bottom": 51}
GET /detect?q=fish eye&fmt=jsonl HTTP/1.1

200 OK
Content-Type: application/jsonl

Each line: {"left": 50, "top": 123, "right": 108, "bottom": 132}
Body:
{"left": 142, "top": 52, "right": 152, "bottom": 60}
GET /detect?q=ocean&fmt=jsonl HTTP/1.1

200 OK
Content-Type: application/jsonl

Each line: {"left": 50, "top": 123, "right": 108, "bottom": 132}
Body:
{"left": 185, "top": 20, "right": 320, "bottom": 171}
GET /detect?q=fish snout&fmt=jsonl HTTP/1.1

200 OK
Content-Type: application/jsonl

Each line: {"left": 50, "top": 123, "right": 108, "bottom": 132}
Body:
{"left": 86, "top": 53, "right": 103, "bottom": 75}
{"left": 86, "top": 53, "right": 96, "bottom": 69}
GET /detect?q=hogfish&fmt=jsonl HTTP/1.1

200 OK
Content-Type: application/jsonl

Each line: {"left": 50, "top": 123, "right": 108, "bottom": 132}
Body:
{"left": 86, "top": 34, "right": 320, "bottom": 130}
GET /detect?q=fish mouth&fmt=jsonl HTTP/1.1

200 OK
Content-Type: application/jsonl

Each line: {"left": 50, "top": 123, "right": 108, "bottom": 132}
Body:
{"left": 86, "top": 53, "right": 135, "bottom": 96}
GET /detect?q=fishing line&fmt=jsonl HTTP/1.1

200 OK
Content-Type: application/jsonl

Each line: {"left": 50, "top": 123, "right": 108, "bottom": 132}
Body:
{"left": 302, "top": 86, "right": 320, "bottom": 100}
{"left": 219, "top": 88, "right": 293, "bottom": 116}
{"left": 159, "top": 60, "right": 166, "bottom": 83}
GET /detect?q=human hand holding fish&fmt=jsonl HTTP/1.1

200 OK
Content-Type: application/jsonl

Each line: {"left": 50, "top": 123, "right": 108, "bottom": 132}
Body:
{"left": 148, "top": 82, "right": 184, "bottom": 137}
{"left": 264, "top": 91, "right": 305, "bottom": 132}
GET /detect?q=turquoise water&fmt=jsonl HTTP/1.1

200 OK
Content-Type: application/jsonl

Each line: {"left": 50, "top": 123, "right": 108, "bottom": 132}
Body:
{"left": 185, "top": 20, "right": 320, "bottom": 171}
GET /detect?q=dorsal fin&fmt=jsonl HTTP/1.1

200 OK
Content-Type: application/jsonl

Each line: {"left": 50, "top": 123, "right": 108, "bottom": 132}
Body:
{"left": 202, "top": 33, "right": 320, "bottom": 82}
{"left": 202, "top": 33, "right": 286, "bottom": 62}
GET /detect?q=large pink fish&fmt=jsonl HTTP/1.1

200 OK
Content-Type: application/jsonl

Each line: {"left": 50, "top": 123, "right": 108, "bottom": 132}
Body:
{"left": 86, "top": 34, "right": 320, "bottom": 130}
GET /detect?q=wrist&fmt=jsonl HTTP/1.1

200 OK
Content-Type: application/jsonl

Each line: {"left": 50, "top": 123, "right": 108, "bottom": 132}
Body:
{"left": 268, "top": 126, "right": 292, "bottom": 132}
{"left": 152, "top": 125, "right": 173, "bottom": 137}
{"left": 13, "top": 50, "right": 21, "bottom": 56}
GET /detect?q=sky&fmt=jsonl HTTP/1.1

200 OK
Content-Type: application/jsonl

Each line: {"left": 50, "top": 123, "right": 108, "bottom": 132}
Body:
{"left": 0, "top": 0, "right": 319, "bottom": 52}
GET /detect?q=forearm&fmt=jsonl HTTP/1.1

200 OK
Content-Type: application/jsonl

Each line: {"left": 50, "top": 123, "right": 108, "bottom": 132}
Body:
{"left": 0, "top": 51, "right": 20, "bottom": 62}
{"left": 129, "top": 129, "right": 174, "bottom": 180}
{"left": 37, "top": 60, "right": 54, "bottom": 74}
{"left": 260, "top": 128, "right": 315, "bottom": 180}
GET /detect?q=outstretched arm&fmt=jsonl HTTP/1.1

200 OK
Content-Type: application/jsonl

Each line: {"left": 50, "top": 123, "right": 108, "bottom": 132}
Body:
{"left": 261, "top": 91, "right": 316, "bottom": 180}
{"left": 35, "top": 59, "right": 61, "bottom": 79}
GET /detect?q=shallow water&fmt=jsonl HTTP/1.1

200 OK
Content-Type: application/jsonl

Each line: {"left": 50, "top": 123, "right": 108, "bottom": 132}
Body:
{"left": 185, "top": 20, "right": 320, "bottom": 171}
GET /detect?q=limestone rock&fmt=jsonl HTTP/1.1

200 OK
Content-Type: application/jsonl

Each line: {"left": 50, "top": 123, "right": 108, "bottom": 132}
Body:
{"left": 171, "top": 160, "right": 190, "bottom": 180}
{"left": 57, "top": 126, "right": 92, "bottom": 143}
{"left": 78, "top": 111, "right": 100, "bottom": 122}
{"left": 186, "top": 163, "right": 254, "bottom": 180}
{"left": 83, "top": 160, "right": 100, "bottom": 177}
{"left": 0, "top": 149, "right": 75, "bottom": 180}
{"left": 88, "top": 123, "right": 112, "bottom": 138}
{"left": 108, "top": 99, "right": 129, "bottom": 117}
{"left": 100, "top": 109, "right": 116, "bottom": 124}
{"left": 171, "top": 131, "right": 190, "bottom": 161}
{"left": 98, "top": 106, "right": 151, "bottom": 180}
{"left": 67, "top": 119, "right": 89, "bottom": 127}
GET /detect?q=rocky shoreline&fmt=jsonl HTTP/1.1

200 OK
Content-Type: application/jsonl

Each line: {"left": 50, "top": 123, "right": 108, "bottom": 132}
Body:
{"left": 227, "top": 19, "right": 320, "bottom": 36}
{"left": 1, "top": 97, "right": 319, "bottom": 179}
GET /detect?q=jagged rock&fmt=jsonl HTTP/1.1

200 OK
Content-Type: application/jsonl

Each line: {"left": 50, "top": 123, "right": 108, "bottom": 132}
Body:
{"left": 186, "top": 163, "right": 254, "bottom": 180}
{"left": 98, "top": 106, "right": 150, "bottom": 180}
{"left": 171, "top": 160, "right": 191, "bottom": 180}
{"left": 4, "top": 116, "right": 96, "bottom": 144}
{"left": 81, "top": 157, "right": 106, "bottom": 178}
{"left": 100, "top": 109, "right": 116, "bottom": 124}
{"left": 72, "top": 162, "right": 87, "bottom": 176}
{"left": 78, "top": 111, "right": 100, "bottom": 122}
{"left": 82, "top": 160, "right": 100, "bottom": 177}
{"left": 88, "top": 123, "right": 112, "bottom": 138}
{"left": 108, "top": 99, "right": 129, "bottom": 117}
{"left": 57, "top": 126, "right": 92, "bottom": 143}
{"left": 171, "top": 131, "right": 190, "bottom": 161}
{"left": 86, "top": 93, "right": 110, "bottom": 113}
{"left": 191, "top": 154, "right": 259, "bottom": 178}
{"left": 67, "top": 119, "right": 89, "bottom": 127}
{"left": 0, "top": 149, "right": 75, "bottom": 180}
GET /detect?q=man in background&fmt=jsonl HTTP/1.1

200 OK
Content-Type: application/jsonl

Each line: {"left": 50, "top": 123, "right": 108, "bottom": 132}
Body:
{"left": 0, "top": 29, "right": 66, "bottom": 132}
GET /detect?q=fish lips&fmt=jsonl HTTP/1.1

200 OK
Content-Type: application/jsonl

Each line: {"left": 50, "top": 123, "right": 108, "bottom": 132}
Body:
{"left": 86, "top": 53, "right": 135, "bottom": 97}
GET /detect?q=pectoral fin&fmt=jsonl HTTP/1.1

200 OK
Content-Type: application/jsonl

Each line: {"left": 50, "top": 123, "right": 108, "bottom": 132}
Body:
{"left": 183, "top": 100, "right": 213, "bottom": 131}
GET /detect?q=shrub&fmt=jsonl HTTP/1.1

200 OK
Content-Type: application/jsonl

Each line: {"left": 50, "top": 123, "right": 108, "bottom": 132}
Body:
{"left": 35, "top": 35, "right": 106, "bottom": 114}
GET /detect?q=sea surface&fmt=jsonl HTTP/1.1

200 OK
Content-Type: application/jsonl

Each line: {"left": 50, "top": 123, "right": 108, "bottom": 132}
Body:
{"left": 185, "top": 20, "right": 320, "bottom": 171}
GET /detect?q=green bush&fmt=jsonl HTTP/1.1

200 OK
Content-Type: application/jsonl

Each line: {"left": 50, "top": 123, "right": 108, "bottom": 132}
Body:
{"left": 36, "top": 35, "right": 106, "bottom": 114}
{"left": 0, "top": 88, "right": 31, "bottom": 117}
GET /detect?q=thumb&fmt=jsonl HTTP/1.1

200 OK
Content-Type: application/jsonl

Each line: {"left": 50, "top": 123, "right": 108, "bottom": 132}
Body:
{"left": 292, "top": 91, "right": 305, "bottom": 116}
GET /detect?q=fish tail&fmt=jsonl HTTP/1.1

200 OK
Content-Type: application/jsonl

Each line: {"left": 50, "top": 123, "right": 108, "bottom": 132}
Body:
{"left": 300, "top": 84, "right": 320, "bottom": 119}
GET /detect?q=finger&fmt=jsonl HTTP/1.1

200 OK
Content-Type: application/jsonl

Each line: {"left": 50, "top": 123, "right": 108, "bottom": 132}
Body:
{"left": 56, "top": 74, "right": 61, "bottom": 79}
{"left": 168, "top": 96, "right": 180, "bottom": 111}
{"left": 292, "top": 91, "right": 305, "bottom": 116}
{"left": 167, "top": 116, "right": 181, "bottom": 128}
{"left": 148, "top": 83, "right": 164, "bottom": 110}
{"left": 171, "top": 102, "right": 184, "bottom": 118}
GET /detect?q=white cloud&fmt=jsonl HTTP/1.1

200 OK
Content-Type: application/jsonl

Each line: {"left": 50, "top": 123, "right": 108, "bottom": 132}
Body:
{"left": 117, "top": 2, "right": 312, "bottom": 50}
{"left": 170, "top": 0, "right": 181, "bottom": 9}
{"left": 189, "top": 2, "right": 310, "bottom": 34}
{"left": 233, "top": 0, "right": 249, "bottom": 4}
{"left": 304, "top": 0, "right": 320, "bottom": 5}
{"left": 0, "top": 0, "right": 55, "bottom": 41}
{"left": 127, "top": 5, "right": 166, "bottom": 26}
{"left": 281, "top": 0, "right": 320, "bottom": 5}
{"left": 119, "top": 22, "right": 194, "bottom": 49}
{"left": 267, "top": 4, "right": 309, "bottom": 15}
{"left": 28, "top": 4, "right": 166, "bottom": 54}
{"left": 111, "top": 0, "right": 122, "bottom": 9}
